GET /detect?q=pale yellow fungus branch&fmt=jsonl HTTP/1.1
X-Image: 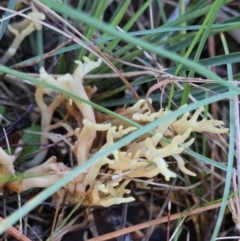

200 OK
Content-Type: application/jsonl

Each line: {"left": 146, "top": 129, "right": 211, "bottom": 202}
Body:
{"left": 39, "top": 57, "right": 101, "bottom": 125}
{"left": 101, "top": 126, "right": 118, "bottom": 159}
{"left": 8, "top": 156, "right": 87, "bottom": 195}
{"left": 0, "top": 148, "right": 15, "bottom": 191}
{"left": 10, "top": 6, "right": 44, "bottom": 32}
{"left": 173, "top": 154, "right": 196, "bottom": 176}
{"left": 0, "top": 6, "right": 45, "bottom": 64}
{"left": 72, "top": 119, "right": 111, "bottom": 165}
{"left": 91, "top": 181, "right": 135, "bottom": 207}
{"left": 173, "top": 106, "right": 229, "bottom": 134}
{"left": 39, "top": 57, "right": 102, "bottom": 164}
{"left": 152, "top": 156, "right": 177, "bottom": 181}
{"left": 83, "top": 157, "right": 113, "bottom": 189}
{"left": 143, "top": 128, "right": 195, "bottom": 180}
{"left": 8, "top": 156, "right": 59, "bottom": 193}
{"left": 113, "top": 126, "right": 137, "bottom": 139}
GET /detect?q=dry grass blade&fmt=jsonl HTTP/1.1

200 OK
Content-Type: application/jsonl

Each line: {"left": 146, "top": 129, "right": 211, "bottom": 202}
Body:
{"left": 228, "top": 83, "right": 240, "bottom": 237}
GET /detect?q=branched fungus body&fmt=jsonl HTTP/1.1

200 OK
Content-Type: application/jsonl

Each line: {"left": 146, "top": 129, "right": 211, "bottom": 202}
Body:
{"left": 2, "top": 57, "right": 229, "bottom": 207}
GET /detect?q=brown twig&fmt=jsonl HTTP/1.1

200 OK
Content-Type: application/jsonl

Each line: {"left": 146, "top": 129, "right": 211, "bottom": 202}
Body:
{"left": 86, "top": 202, "right": 222, "bottom": 241}
{"left": 0, "top": 217, "right": 31, "bottom": 241}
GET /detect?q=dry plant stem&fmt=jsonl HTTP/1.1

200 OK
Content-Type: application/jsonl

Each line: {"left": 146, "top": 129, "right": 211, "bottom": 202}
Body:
{"left": 145, "top": 77, "right": 218, "bottom": 104}
{"left": 117, "top": 203, "right": 128, "bottom": 241}
{"left": 169, "top": 215, "right": 186, "bottom": 241}
{"left": 88, "top": 209, "right": 99, "bottom": 238}
{"left": 228, "top": 83, "right": 240, "bottom": 231}
{"left": 0, "top": 217, "right": 31, "bottom": 241}
{"left": 1, "top": 6, "right": 31, "bottom": 22}
{"left": 26, "top": 223, "right": 42, "bottom": 241}
{"left": 115, "top": 25, "right": 163, "bottom": 71}
{"left": 146, "top": 78, "right": 198, "bottom": 112}
{"left": 86, "top": 202, "right": 222, "bottom": 241}
{"left": 208, "top": 35, "right": 218, "bottom": 202}
{"left": 82, "top": 172, "right": 202, "bottom": 190}
{"left": 0, "top": 37, "right": 73, "bottom": 82}
{"left": 233, "top": 89, "right": 240, "bottom": 185}
{"left": 167, "top": 202, "right": 171, "bottom": 241}
{"left": 13, "top": 38, "right": 73, "bottom": 69}
{"left": 142, "top": 181, "right": 175, "bottom": 241}
{"left": 50, "top": 212, "right": 88, "bottom": 241}
{"left": 14, "top": 72, "right": 226, "bottom": 82}
{"left": 228, "top": 174, "right": 240, "bottom": 228}
{"left": 97, "top": 50, "right": 165, "bottom": 73}
{"left": 50, "top": 189, "right": 67, "bottom": 241}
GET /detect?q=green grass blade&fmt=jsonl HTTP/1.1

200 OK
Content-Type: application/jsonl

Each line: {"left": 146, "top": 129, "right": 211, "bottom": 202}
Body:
{"left": 187, "top": 0, "right": 210, "bottom": 13}
{"left": 106, "top": 0, "right": 153, "bottom": 52}
{"left": 210, "top": 33, "right": 235, "bottom": 241}
{"left": 156, "top": 0, "right": 167, "bottom": 24}
{"left": 175, "top": 0, "right": 225, "bottom": 76}
{"left": 167, "top": 51, "right": 240, "bottom": 74}
{"left": 104, "top": 0, "right": 131, "bottom": 31}
{"left": 36, "top": 28, "right": 44, "bottom": 68}
{"left": 54, "top": 0, "right": 68, "bottom": 73}
{"left": 177, "top": 0, "right": 225, "bottom": 106}
{"left": 73, "top": 0, "right": 85, "bottom": 26}
{"left": 188, "top": 1, "right": 225, "bottom": 78}
{"left": 77, "top": 0, "right": 108, "bottom": 60}
{"left": 89, "top": 0, "right": 131, "bottom": 59}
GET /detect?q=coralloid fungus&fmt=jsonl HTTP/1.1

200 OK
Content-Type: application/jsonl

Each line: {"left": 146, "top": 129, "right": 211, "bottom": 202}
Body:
{"left": 1, "top": 57, "right": 229, "bottom": 206}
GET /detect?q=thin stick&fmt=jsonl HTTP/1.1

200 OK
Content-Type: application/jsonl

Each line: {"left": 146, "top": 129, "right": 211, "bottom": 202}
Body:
{"left": 233, "top": 82, "right": 240, "bottom": 187}
{"left": 166, "top": 201, "right": 171, "bottom": 241}
{"left": 13, "top": 38, "right": 73, "bottom": 69}
{"left": 117, "top": 203, "right": 128, "bottom": 241}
